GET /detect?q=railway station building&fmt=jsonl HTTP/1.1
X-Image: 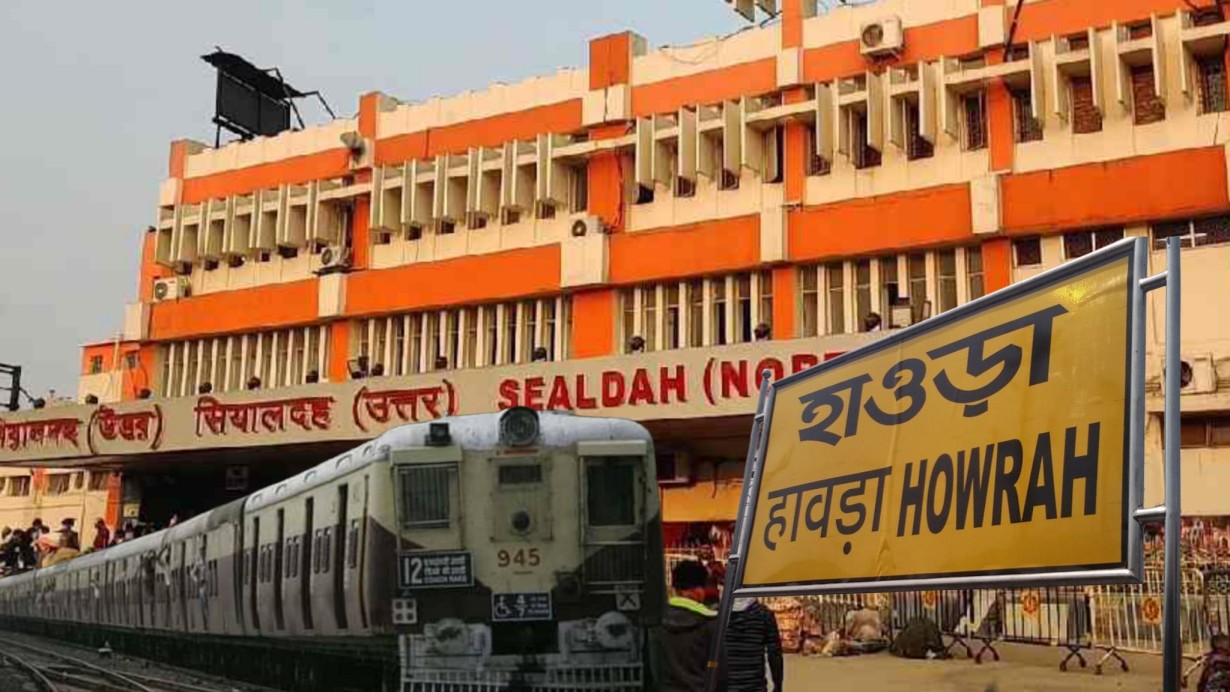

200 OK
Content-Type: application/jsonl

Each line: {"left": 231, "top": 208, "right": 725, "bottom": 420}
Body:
{"left": 3, "top": 0, "right": 1230, "bottom": 555}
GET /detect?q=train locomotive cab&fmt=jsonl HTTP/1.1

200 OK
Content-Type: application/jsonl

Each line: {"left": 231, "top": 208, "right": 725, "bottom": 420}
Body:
{"left": 388, "top": 407, "right": 665, "bottom": 690}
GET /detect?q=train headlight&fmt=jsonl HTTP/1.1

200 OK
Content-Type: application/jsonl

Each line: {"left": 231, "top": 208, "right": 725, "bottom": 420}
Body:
{"left": 499, "top": 407, "right": 539, "bottom": 447}
{"left": 426, "top": 422, "right": 451, "bottom": 447}
{"left": 511, "top": 510, "right": 532, "bottom": 534}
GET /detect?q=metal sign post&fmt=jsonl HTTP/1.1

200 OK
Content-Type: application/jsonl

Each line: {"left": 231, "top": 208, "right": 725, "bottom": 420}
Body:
{"left": 702, "top": 237, "right": 1182, "bottom": 692}
{"left": 1160, "top": 238, "right": 1182, "bottom": 691}
{"left": 704, "top": 371, "right": 772, "bottom": 692}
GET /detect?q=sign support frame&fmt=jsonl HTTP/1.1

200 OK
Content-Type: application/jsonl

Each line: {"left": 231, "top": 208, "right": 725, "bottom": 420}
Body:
{"left": 703, "top": 237, "right": 1181, "bottom": 692}
{"left": 704, "top": 369, "right": 773, "bottom": 692}
{"left": 1158, "top": 238, "right": 1181, "bottom": 691}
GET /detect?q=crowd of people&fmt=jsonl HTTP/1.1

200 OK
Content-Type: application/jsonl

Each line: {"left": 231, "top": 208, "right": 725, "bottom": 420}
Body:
{"left": 0, "top": 516, "right": 175, "bottom": 576}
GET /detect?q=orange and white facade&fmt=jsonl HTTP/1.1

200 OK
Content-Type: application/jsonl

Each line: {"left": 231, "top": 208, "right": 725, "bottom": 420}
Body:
{"left": 5, "top": 0, "right": 1230, "bottom": 533}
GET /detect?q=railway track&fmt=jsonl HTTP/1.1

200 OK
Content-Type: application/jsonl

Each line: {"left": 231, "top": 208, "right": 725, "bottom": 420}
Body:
{"left": 0, "top": 645, "right": 60, "bottom": 691}
{"left": 0, "top": 636, "right": 241, "bottom": 692}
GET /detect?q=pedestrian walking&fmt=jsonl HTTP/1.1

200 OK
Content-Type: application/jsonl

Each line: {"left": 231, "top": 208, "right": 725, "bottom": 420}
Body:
{"left": 661, "top": 559, "right": 718, "bottom": 691}
{"left": 722, "top": 598, "right": 784, "bottom": 692}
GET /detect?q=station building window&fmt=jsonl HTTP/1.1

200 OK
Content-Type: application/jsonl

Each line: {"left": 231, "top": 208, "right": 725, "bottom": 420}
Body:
{"left": 797, "top": 247, "right": 984, "bottom": 335}
{"left": 46, "top": 473, "right": 71, "bottom": 496}
{"left": 1152, "top": 215, "right": 1230, "bottom": 250}
{"left": 6, "top": 477, "right": 29, "bottom": 497}
{"left": 1198, "top": 54, "right": 1228, "bottom": 114}
{"left": 1011, "top": 89, "right": 1044, "bottom": 143}
{"left": 618, "top": 271, "right": 772, "bottom": 353}
{"left": 904, "top": 100, "right": 934, "bottom": 160}
{"left": 353, "top": 295, "right": 570, "bottom": 375}
{"left": 1013, "top": 237, "right": 1043, "bottom": 267}
{"left": 962, "top": 91, "right": 988, "bottom": 150}
{"left": 160, "top": 327, "right": 331, "bottom": 398}
{"left": 1176, "top": 414, "right": 1230, "bottom": 448}
{"left": 1070, "top": 76, "right": 1103, "bottom": 134}
{"left": 805, "top": 128, "right": 833, "bottom": 175}
{"left": 1063, "top": 227, "right": 1125, "bottom": 259}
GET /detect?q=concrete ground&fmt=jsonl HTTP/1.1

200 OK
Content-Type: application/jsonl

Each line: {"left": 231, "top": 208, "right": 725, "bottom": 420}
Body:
{"left": 784, "top": 644, "right": 1172, "bottom": 691}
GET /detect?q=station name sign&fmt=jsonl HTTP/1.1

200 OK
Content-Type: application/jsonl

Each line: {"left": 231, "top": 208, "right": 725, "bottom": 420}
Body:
{"left": 0, "top": 333, "right": 877, "bottom": 464}
{"left": 740, "top": 242, "right": 1140, "bottom": 592}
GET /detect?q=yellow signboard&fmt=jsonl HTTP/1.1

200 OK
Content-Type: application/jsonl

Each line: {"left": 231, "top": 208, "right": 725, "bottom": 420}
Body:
{"left": 741, "top": 242, "right": 1140, "bottom": 590}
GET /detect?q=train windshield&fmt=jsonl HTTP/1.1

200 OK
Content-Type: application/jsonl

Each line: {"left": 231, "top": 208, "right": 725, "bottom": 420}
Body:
{"left": 585, "top": 456, "right": 638, "bottom": 527}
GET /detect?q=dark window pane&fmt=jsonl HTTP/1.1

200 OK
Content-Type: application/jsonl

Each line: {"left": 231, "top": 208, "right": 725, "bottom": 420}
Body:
{"left": 1064, "top": 232, "right": 1094, "bottom": 259}
{"left": 1095, "top": 228, "right": 1125, "bottom": 249}
{"left": 587, "top": 459, "right": 636, "bottom": 527}
{"left": 1211, "top": 417, "right": 1230, "bottom": 447}
{"left": 964, "top": 93, "right": 987, "bottom": 150}
{"left": 499, "top": 464, "right": 543, "bottom": 485}
{"left": 1199, "top": 55, "right": 1228, "bottom": 114}
{"left": 399, "top": 465, "right": 452, "bottom": 528}
{"left": 1194, "top": 215, "right": 1230, "bottom": 247}
{"left": 1181, "top": 419, "right": 1208, "bottom": 448}
{"left": 1152, "top": 220, "right": 1192, "bottom": 250}
{"left": 1013, "top": 237, "right": 1042, "bottom": 266}
{"left": 1012, "top": 91, "right": 1043, "bottom": 142}
{"left": 905, "top": 102, "right": 934, "bottom": 160}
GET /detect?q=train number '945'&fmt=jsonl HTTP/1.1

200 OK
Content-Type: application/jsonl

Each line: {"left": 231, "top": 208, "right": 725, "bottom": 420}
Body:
{"left": 496, "top": 548, "right": 541, "bottom": 569}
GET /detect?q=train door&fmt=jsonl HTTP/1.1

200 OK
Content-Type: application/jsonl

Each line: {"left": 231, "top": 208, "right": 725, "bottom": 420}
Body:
{"left": 281, "top": 495, "right": 305, "bottom": 635}
{"left": 205, "top": 518, "right": 240, "bottom": 636}
{"left": 174, "top": 538, "right": 186, "bottom": 632}
{"left": 178, "top": 547, "right": 187, "bottom": 631}
{"left": 345, "top": 475, "right": 369, "bottom": 632}
{"left": 301, "top": 496, "right": 314, "bottom": 632}
{"left": 274, "top": 508, "right": 285, "bottom": 631}
{"left": 102, "top": 563, "right": 112, "bottom": 625}
{"left": 198, "top": 534, "right": 210, "bottom": 633}
{"left": 90, "top": 566, "right": 100, "bottom": 624}
{"left": 332, "top": 485, "right": 348, "bottom": 631}
{"left": 249, "top": 515, "right": 261, "bottom": 633}
{"left": 578, "top": 442, "right": 649, "bottom": 591}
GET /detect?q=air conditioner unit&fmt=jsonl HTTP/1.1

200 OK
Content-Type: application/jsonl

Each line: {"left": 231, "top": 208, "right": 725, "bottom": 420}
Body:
{"left": 860, "top": 17, "right": 904, "bottom": 58}
{"left": 152, "top": 277, "right": 190, "bottom": 302}
{"left": 316, "top": 245, "right": 353, "bottom": 275}
{"left": 1180, "top": 354, "right": 1217, "bottom": 395}
{"left": 569, "top": 215, "right": 607, "bottom": 238}
{"left": 657, "top": 452, "right": 692, "bottom": 486}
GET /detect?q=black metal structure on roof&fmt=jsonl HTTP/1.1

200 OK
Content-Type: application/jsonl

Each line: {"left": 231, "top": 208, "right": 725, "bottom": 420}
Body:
{"left": 201, "top": 48, "right": 337, "bottom": 146}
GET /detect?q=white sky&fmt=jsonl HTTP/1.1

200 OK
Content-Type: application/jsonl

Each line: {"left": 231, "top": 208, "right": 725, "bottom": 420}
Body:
{"left": 0, "top": 0, "right": 745, "bottom": 398}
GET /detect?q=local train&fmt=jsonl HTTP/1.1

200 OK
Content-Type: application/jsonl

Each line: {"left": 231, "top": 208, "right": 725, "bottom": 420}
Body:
{"left": 0, "top": 408, "right": 666, "bottom": 691}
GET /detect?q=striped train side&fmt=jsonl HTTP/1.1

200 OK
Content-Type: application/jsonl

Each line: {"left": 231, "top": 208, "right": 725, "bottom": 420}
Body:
{"left": 0, "top": 409, "right": 666, "bottom": 691}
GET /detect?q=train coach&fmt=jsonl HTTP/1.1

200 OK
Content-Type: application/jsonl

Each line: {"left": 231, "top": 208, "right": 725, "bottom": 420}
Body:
{"left": 0, "top": 408, "right": 666, "bottom": 691}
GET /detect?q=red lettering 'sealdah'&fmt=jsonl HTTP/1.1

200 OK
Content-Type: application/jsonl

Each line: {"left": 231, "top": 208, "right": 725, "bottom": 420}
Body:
{"left": 497, "top": 379, "right": 519, "bottom": 409}
{"left": 546, "top": 376, "right": 572, "bottom": 410}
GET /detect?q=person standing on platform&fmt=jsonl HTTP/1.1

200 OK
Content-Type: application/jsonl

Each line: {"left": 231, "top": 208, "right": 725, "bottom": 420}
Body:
{"left": 92, "top": 519, "right": 111, "bottom": 551}
{"left": 723, "top": 598, "right": 784, "bottom": 692}
{"left": 661, "top": 559, "right": 719, "bottom": 691}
